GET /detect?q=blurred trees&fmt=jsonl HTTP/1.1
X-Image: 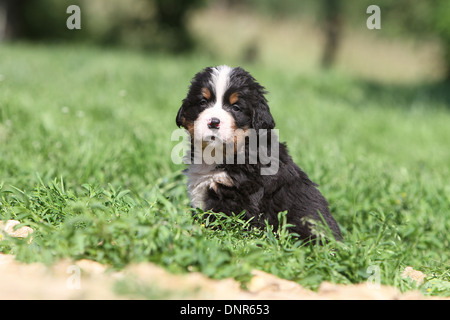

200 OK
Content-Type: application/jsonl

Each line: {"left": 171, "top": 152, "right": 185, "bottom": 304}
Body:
{"left": 0, "top": 0, "right": 204, "bottom": 52}
{"left": 430, "top": 0, "right": 450, "bottom": 80}
{"left": 235, "top": 0, "right": 450, "bottom": 80}
{"left": 341, "top": 0, "right": 450, "bottom": 80}
{"left": 153, "top": 0, "right": 203, "bottom": 52}
{"left": 320, "top": 0, "right": 342, "bottom": 69}
{"left": 327, "top": 0, "right": 450, "bottom": 80}
{"left": 0, "top": 0, "right": 29, "bottom": 40}
{"left": 1, "top": 0, "right": 450, "bottom": 79}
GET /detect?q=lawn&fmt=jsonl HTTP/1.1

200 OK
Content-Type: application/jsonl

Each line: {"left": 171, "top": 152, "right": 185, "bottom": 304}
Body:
{"left": 0, "top": 43, "right": 449, "bottom": 297}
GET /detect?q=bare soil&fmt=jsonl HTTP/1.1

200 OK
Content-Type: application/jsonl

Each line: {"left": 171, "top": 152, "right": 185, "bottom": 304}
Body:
{"left": 0, "top": 253, "right": 442, "bottom": 300}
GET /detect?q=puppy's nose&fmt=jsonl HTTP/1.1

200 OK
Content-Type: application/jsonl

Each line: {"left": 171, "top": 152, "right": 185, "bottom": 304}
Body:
{"left": 207, "top": 117, "right": 220, "bottom": 129}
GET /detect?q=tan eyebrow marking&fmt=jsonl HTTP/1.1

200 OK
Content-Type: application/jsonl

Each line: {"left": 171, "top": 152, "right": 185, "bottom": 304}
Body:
{"left": 201, "top": 87, "right": 211, "bottom": 100}
{"left": 229, "top": 92, "right": 239, "bottom": 105}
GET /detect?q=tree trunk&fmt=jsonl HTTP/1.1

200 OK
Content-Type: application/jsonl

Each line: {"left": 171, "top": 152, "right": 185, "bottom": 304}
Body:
{"left": 321, "top": 0, "right": 342, "bottom": 69}
{"left": 0, "top": 0, "right": 28, "bottom": 41}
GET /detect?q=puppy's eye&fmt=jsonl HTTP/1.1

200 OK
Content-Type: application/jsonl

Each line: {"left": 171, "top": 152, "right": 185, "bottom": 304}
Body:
{"left": 231, "top": 104, "right": 241, "bottom": 112}
{"left": 200, "top": 98, "right": 207, "bottom": 107}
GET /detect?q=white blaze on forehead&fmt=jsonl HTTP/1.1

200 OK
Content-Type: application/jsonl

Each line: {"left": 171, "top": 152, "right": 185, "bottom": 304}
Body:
{"left": 193, "top": 65, "right": 236, "bottom": 145}
{"left": 210, "top": 65, "right": 233, "bottom": 107}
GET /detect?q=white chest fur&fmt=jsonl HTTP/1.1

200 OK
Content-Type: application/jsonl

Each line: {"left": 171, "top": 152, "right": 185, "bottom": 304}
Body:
{"left": 185, "top": 163, "right": 233, "bottom": 209}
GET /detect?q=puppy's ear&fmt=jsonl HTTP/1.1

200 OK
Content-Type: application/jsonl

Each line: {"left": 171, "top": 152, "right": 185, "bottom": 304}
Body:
{"left": 252, "top": 99, "right": 275, "bottom": 130}
{"left": 176, "top": 99, "right": 187, "bottom": 128}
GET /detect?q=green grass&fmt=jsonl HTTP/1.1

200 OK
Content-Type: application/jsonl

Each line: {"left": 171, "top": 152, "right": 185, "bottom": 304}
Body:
{"left": 1, "top": 43, "right": 449, "bottom": 297}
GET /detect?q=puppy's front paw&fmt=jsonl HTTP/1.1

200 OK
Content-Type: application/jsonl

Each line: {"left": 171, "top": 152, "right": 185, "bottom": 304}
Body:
{"left": 210, "top": 171, "right": 234, "bottom": 192}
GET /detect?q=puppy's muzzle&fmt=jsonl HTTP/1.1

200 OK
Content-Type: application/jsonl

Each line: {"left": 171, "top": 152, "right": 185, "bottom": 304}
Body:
{"left": 207, "top": 117, "right": 221, "bottom": 129}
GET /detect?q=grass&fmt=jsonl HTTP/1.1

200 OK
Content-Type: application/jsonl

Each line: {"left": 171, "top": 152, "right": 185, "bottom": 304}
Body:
{"left": 0, "top": 42, "right": 449, "bottom": 297}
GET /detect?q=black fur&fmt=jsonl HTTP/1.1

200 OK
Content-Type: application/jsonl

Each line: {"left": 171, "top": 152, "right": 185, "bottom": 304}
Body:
{"left": 177, "top": 66, "right": 342, "bottom": 241}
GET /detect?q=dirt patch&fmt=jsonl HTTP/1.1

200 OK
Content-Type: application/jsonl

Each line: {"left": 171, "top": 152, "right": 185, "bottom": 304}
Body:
{"left": 0, "top": 220, "right": 33, "bottom": 241}
{"left": 0, "top": 253, "right": 443, "bottom": 300}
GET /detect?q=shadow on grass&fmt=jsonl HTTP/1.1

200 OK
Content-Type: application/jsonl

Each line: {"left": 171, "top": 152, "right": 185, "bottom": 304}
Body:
{"left": 355, "top": 80, "right": 450, "bottom": 110}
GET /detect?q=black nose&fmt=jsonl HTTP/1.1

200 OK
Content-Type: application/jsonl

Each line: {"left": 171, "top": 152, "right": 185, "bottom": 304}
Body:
{"left": 208, "top": 117, "right": 220, "bottom": 129}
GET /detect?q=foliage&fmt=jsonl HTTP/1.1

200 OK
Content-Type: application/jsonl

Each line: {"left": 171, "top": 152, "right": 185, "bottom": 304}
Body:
{"left": 237, "top": 0, "right": 450, "bottom": 79}
{"left": 8, "top": 0, "right": 205, "bottom": 52}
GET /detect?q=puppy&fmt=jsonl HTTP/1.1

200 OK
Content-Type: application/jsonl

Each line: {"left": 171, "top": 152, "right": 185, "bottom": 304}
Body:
{"left": 176, "top": 65, "right": 342, "bottom": 241}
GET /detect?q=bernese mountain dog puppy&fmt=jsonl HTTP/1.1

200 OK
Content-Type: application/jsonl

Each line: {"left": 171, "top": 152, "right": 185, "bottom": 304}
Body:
{"left": 176, "top": 65, "right": 342, "bottom": 241}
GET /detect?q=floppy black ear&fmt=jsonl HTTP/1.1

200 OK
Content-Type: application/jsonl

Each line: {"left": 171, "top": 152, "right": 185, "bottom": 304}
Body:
{"left": 252, "top": 99, "right": 275, "bottom": 130}
{"left": 176, "top": 99, "right": 187, "bottom": 128}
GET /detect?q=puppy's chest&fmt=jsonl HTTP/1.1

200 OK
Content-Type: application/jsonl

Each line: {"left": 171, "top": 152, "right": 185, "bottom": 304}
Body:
{"left": 185, "top": 164, "right": 233, "bottom": 209}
